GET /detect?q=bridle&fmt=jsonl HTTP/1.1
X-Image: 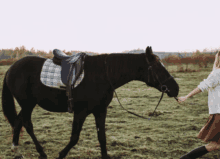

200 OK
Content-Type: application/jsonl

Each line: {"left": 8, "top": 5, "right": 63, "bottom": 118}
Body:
{"left": 105, "top": 54, "right": 178, "bottom": 120}
{"left": 145, "top": 56, "right": 178, "bottom": 119}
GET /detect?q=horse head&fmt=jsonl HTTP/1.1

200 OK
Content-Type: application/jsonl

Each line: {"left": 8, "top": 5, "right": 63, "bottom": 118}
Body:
{"left": 143, "top": 46, "right": 179, "bottom": 98}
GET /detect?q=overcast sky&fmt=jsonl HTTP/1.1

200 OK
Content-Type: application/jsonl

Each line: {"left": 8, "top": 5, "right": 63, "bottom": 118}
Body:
{"left": 0, "top": 0, "right": 219, "bottom": 54}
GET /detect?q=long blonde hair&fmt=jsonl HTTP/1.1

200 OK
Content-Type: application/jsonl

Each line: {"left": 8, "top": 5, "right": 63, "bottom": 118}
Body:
{"left": 213, "top": 51, "right": 220, "bottom": 70}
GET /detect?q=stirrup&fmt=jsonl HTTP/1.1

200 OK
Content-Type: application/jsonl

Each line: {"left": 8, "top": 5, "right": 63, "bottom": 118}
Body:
{"left": 68, "top": 107, "right": 73, "bottom": 113}
{"left": 68, "top": 98, "right": 73, "bottom": 113}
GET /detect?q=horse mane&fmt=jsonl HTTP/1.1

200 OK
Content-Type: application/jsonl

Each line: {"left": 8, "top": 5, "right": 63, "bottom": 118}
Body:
{"left": 84, "top": 52, "right": 160, "bottom": 83}
{"left": 85, "top": 53, "right": 145, "bottom": 82}
{"left": 106, "top": 53, "right": 143, "bottom": 80}
{"left": 107, "top": 52, "right": 161, "bottom": 76}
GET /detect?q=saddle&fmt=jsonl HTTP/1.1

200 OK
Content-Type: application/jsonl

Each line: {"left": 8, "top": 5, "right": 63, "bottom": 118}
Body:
{"left": 52, "top": 49, "right": 87, "bottom": 113}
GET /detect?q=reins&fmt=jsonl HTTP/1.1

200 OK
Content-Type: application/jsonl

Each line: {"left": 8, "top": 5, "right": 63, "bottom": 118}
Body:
{"left": 104, "top": 54, "right": 174, "bottom": 120}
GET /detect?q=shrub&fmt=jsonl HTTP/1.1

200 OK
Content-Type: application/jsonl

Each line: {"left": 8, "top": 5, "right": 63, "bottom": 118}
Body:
{"left": 162, "top": 51, "right": 215, "bottom": 72}
{"left": 0, "top": 59, "right": 17, "bottom": 65}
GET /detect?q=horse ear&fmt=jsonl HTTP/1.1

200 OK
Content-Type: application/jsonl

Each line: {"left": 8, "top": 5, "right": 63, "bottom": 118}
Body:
{"left": 145, "top": 46, "right": 152, "bottom": 56}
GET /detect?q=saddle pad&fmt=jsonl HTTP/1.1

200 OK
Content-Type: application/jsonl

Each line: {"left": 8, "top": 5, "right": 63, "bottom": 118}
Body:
{"left": 40, "top": 59, "right": 84, "bottom": 89}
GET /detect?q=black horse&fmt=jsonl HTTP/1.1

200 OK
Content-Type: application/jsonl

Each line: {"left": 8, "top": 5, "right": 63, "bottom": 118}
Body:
{"left": 2, "top": 46, "right": 179, "bottom": 159}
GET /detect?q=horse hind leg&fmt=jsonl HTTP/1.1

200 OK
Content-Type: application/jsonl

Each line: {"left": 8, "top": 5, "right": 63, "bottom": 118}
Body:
{"left": 15, "top": 99, "right": 47, "bottom": 159}
{"left": 22, "top": 109, "right": 47, "bottom": 159}
{"left": 11, "top": 111, "right": 23, "bottom": 158}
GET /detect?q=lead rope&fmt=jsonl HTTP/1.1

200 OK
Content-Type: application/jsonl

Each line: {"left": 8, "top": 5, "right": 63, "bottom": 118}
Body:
{"left": 105, "top": 56, "right": 165, "bottom": 120}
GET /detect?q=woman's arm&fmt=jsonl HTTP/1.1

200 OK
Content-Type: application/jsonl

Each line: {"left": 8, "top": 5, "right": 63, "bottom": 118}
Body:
{"left": 186, "top": 87, "right": 202, "bottom": 98}
{"left": 178, "top": 87, "right": 202, "bottom": 104}
{"left": 178, "top": 70, "right": 220, "bottom": 104}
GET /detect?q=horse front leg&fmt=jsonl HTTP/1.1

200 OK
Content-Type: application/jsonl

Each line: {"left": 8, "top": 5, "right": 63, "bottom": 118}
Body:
{"left": 57, "top": 111, "right": 87, "bottom": 159}
{"left": 93, "top": 107, "right": 110, "bottom": 159}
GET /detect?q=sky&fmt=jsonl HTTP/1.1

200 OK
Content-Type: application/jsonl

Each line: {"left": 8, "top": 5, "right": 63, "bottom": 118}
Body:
{"left": 0, "top": 0, "right": 219, "bottom": 54}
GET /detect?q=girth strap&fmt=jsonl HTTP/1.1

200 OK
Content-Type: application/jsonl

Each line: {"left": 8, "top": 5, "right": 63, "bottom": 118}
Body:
{"left": 66, "top": 54, "right": 86, "bottom": 113}
{"left": 67, "top": 64, "right": 74, "bottom": 113}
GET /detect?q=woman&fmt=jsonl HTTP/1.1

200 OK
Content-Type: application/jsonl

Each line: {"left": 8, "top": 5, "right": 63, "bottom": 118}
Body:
{"left": 178, "top": 51, "right": 220, "bottom": 159}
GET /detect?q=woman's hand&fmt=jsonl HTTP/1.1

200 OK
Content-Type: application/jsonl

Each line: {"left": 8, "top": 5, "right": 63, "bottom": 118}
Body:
{"left": 177, "top": 96, "right": 188, "bottom": 104}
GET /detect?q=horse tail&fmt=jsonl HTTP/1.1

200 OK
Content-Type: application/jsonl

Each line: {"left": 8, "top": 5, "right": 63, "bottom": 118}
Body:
{"left": 2, "top": 71, "right": 17, "bottom": 128}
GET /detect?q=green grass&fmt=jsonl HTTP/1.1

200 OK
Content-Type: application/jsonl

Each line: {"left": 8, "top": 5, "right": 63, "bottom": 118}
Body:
{"left": 0, "top": 64, "right": 219, "bottom": 159}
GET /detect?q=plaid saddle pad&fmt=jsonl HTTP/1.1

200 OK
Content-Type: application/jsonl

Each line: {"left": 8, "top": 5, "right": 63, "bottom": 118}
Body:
{"left": 40, "top": 59, "right": 84, "bottom": 89}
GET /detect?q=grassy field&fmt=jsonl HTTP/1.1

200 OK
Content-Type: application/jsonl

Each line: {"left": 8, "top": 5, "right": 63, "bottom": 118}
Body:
{"left": 0, "top": 64, "right": 220, "bottom": 159}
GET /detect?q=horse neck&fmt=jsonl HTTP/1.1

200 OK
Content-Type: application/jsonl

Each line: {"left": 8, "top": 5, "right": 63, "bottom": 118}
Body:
{"left": 106, "top": 54, "right": 143, "bottom": 89}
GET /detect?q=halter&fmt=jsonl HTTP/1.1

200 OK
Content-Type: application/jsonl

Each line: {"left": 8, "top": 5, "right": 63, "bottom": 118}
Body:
{"left": 105, "top": 54, "right": 176, "bottom": 120}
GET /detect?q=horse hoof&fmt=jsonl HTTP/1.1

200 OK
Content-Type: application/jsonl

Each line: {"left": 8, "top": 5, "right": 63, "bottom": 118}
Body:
{"left": 102, "top": 155, "right": 111, "bottom": 159}
{"left": 14, "top": 155, "right": 24, "bottom": 159}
